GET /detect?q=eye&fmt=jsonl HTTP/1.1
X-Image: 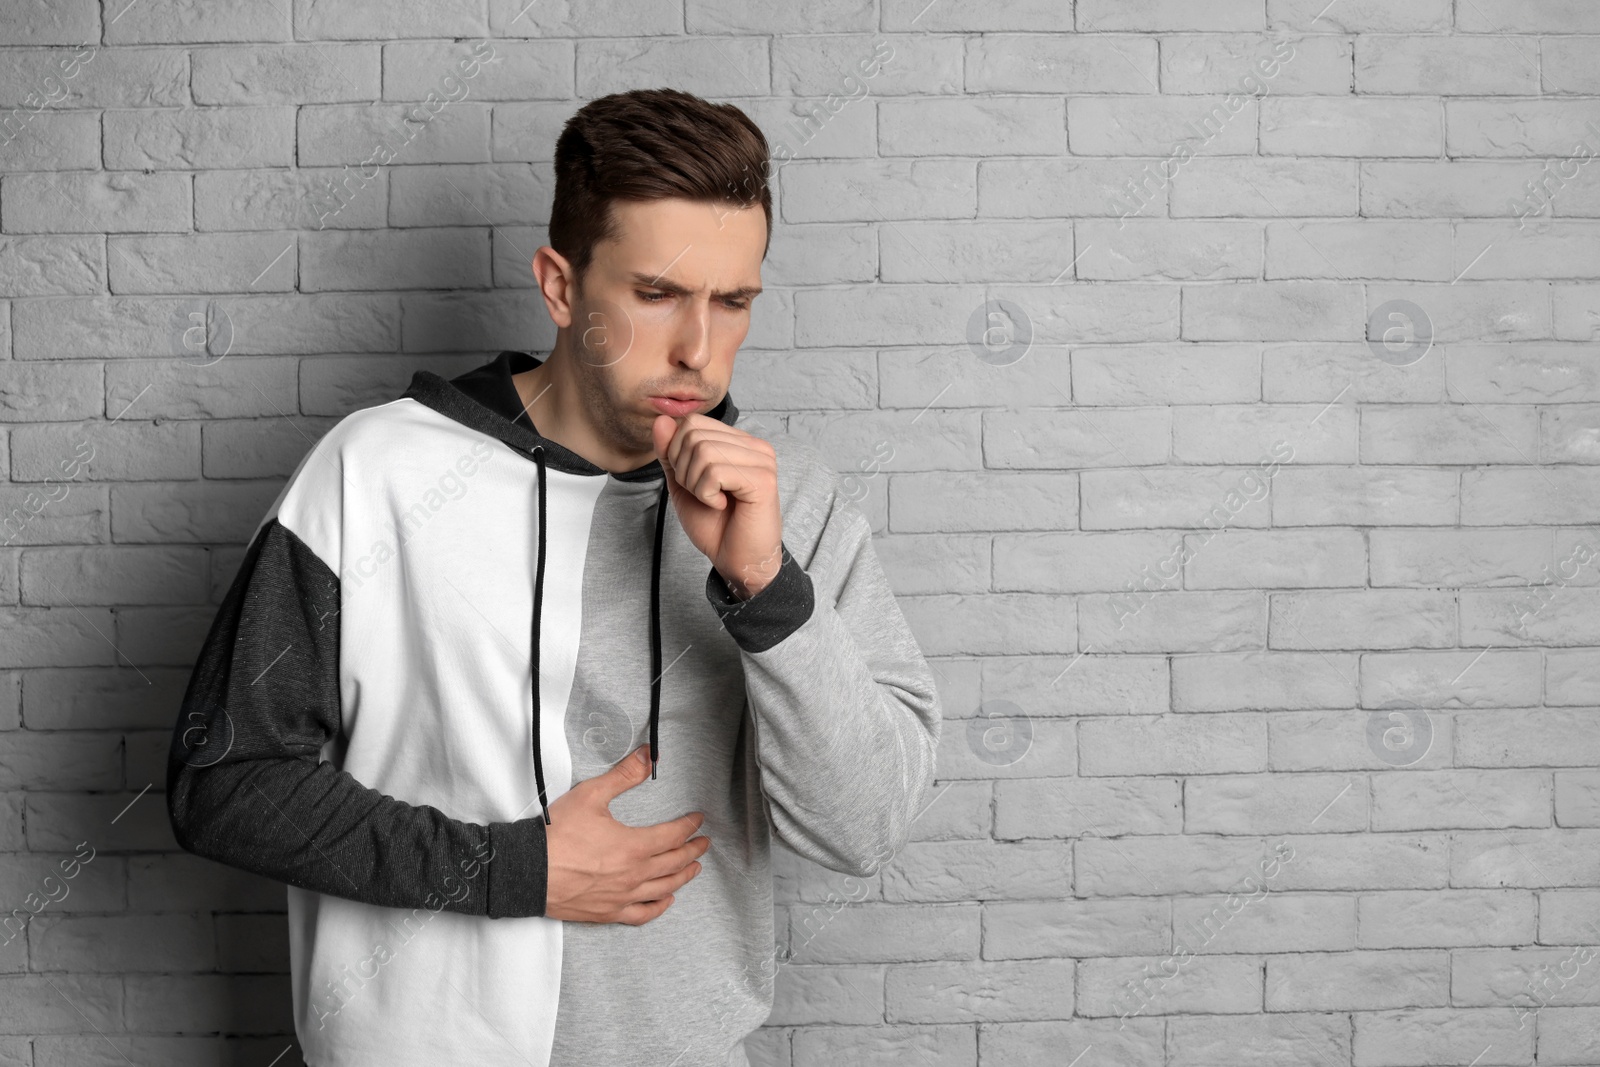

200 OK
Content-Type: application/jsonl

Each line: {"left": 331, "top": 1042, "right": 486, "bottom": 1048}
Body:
{"left": 637, "top": 290, "right": 669, "bottom": 303}
{"left": 723, "top": 299, "right": 750, "bottom": 311}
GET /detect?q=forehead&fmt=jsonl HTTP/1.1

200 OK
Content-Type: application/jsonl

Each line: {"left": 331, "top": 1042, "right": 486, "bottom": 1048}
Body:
{"left": 596, "top": 196, "right": 766, "bottom": 282}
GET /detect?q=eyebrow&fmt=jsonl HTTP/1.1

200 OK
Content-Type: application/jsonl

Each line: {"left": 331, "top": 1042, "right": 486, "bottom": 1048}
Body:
{"left": 629, "top": 271, "right": 762, "bottom": 301}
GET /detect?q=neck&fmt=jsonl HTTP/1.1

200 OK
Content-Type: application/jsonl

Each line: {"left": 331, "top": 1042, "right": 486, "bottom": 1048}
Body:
{"left": 513, "top": 337, "right": 656, "bottom": 474}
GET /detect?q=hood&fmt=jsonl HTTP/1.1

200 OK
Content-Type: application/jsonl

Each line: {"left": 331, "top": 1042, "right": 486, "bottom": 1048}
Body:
{"left": 400, "top": 349, "right": 741, "bottom": 479}
{"left": 399, "top": 349, "right": 742, "bottom": 824}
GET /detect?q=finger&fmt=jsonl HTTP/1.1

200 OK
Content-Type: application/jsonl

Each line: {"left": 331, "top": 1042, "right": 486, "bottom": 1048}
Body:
{"left": 641, "top": 810, "right": 707, "bottom": 855}
{"left": 682, "top": 455, "right": 773, "bottom": 511}
{"left": 663, "top": 419, "right": 771, "bottom": 484}
{"left": 634, "top": 857, "right": 704, "bottom": 905}
{"left": 618, "top": 895, "right": 675, "bottom": 926}
{"left": 589, "top": 745, "right": 655, "bottom": 804}
{"left": 629, "top": 826, "right": 710, "bottom": 889}
{"left": 667, "top": 433, "right": 773, "bottom": 506}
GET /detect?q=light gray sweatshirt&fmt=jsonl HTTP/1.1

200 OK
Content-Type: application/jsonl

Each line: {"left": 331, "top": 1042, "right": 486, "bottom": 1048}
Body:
{"left": 166, "top": 349, "right": 943, "bottom": 1066}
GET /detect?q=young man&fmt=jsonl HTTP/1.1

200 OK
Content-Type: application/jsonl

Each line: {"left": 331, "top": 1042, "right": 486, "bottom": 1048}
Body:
{"left": 165, "top": 88, "right": 942, "bottom": 1067}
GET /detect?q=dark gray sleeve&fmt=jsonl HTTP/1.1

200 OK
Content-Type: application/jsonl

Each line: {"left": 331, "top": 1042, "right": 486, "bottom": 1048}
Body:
{"left": 166, "top": 517, "right": 548, "bottom": 919}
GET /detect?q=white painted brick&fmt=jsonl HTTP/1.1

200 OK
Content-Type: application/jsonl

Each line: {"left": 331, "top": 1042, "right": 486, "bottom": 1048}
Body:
{"left": 2, "top": 173, "right": 190, "bottom": 234}
{"left": 1170, "top": 158, "right": 1358, "bottom": 217}
{"left": 985, "top": 1018, "right": 1162, "bottom": 1065}
{"left": 776, "top": 34, "right": 961, "bottom": 97}
{"left": 878, "top": 346, "right": 1071, "bottom": 409}
{"left": 105, "top": 106, "right": 294, "bottom": 169}
{"left": 1266, "top": 950, "right": 1450, "bottom": 1010}
{"left": 1373, "top": 769, "right": 1553, "bottom": 830}
{"left": 1370, "top": 528, "right": 1551, "bottom": 587}
{"left": 997, "top": 776, "right": 1182, "bottom": 837}
{"left": 1079, "top": 712, "right": 1267, "bottom": 775}
{"left": 1173, "top": 402, "right": 1354, "bottom": 463}
{"left": 1543, "top": 405, "right": 1600, "bottom": 463}
{"left": 882, "top": 98, "right": 1066, "bottom": 157}
{"left": 985, "top": 898, "right": 1168, "bottom": 959}
{"left": 1271, "top": 467, "right": 1458, "bottom": 526}
{"left": 1358, "top": 889, "right": 1535, "bottom": 948}
{"left": 0, "top": 0, "right": 98, "bottom": 46}
{"left": 106, "top": 1, "right": 289, "bottom": 44}
{"left": 982, "top": 653, "right": 1168, "bottom": 717}
{"left": 1270, "top": 710, "right": 1454, "bottom": 772}
{"left": 1080, "top": 467, "right": 1278, "bottom": 530}
{"left": 1174, "top": 651, "right": 1358, "bottom": 711}
{"left": 886, "top": 959, "right": 1073, "bottom": 1022}
{"left": 1185, "top": 772, "right": 1367, "bottom": 834}
{"left": 295, "top": 0, "right": 485, "bottom": 39}
{"left": 878, "top": 220, "right": 1074, "bottom": 283}
{"left": 1173, "top": 892, "right": 1357, "bottom": 953}
{"left": 882, "top": 840, "right": 1072, "bottom": 903}
{"left": 1538, "top": 889, "right": 1600, "bottom": 943}
{"left": 1452, "top": 946, "right": 1600, "bottom": 1006}
{"left": 1069, "top": 96, "right": 1260, "bottom": 156}
{"left": 881, "top": 0, "right": 1070, "bottom": 32}
{"left": 895, "top": 473, "right": 1077, "bottom": 532}
{"left": 1264, "top": 219, "right": 1453, "bottom": 280}
{"left": 1168, "top": 1012, "right": 1350, "bottom": 1067}
{"left": 298, "top": 102, "right": 491, "bottom": 167}
{"left": 382, "top": 40, "right": 571, "bottom": 102}
{"left": 107, "top": 233, "right": 296, "bottom": 294}
{"left": 1262, "top": 98, "right": 1443, "bottom": 157}
{"left": 1555, "top": 770, "right": 1600, "bottom": 827}
{"left": 1185, "top": 528, "right": 1368, "bottom": 589}
{"left": 1162, "top": 34, "right": 1352, "bottom": 95}
{"left": 1270, "top": 0, "right": 1449, "bottom": 31}
{"left": 1268, "top": 589, "right": 1456, "bottom": 649}
{"left": 0, "top": 49, "right": 189, "bottom": 108}
{"left": 1182, "top": 281, "right": 1363, "bottom": 341}
{"left": 397, "top": 164, "right": 549, "bottom": 229}
{"left": 968, "top": 35, "right": 1157, "bottom": 94}
{"left": 489, "top": 0, "right": 678, "bottom": 37}
{"left": 1353, "top": 1007, "right": 1534, "bottom": 1065}
{"left": 193, "top": 44, "right": 380, "bottom": 105}
{"left": 1071, "top": 343, "right": 1261, "bottom": 405}
{"left": 1360, "top": 649, "right": 1542, "bottom": 709}
{"left": 1457, "top": 709, "right": 1600, "bottom": 769}
{"left": 1360, "top": 161, "right": 1551, "bottom": 217}
{"left": 982, "top": 158, "right": 1171, "bottom": 219}
{"left": 1448, "top": 100, "right": 1600, "bottom": 157}
{"left": 1453, "top": 829, "right": 1600, "bottom": 887}
{"left": 1077, "top": 220, "right": 1261, "bottom": 281}
{"left": 1262, "top": 342, "right": 1443, "bottom": 403}
{"left": 1080, "top": 0, "right": 1262, "bottom": 32}
{"left": 987, "top": 407, "right": 1170, "bottom": 468}
{"left": 1356, "top": 36, "right": 1541, "bottom": 95}
{"left": 1077, "top": 953, "right": 1260, "bottom": 1016}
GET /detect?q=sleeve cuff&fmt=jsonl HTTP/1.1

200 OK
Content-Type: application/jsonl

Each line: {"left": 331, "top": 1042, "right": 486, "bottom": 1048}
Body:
{"left": 705, "top": 540, "right": 815, "bottom": 654}
{"left": 485, "top": 818, "right": 548, "bottom": 919}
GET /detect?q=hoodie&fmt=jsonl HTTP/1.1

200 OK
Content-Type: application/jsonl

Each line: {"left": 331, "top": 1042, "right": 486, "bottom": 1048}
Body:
{"left": 165, "top": 349, "right": 943, "bottom": 1067}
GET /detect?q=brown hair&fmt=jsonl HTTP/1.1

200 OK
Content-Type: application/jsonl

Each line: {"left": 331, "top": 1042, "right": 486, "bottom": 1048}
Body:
{"left": 549, "top": 88, "right": 773, "bottom": 292}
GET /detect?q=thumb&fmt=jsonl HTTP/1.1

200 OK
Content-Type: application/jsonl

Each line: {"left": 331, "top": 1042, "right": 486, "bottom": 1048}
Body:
{"left": 593, "top": 745, "right": 654, "bottom": 802}
{"left": 651, "top": 414, "right": 678, "bottom": 471}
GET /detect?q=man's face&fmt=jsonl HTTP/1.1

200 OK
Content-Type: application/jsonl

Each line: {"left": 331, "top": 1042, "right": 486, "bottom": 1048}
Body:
{"left": 546, "top": 195, "right": 766, "bottom": 456}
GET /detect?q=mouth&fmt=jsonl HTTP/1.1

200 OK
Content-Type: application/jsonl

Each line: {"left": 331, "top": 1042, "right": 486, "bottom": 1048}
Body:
{"left": 648, "top": 394, "right": 708, "bottom": 416}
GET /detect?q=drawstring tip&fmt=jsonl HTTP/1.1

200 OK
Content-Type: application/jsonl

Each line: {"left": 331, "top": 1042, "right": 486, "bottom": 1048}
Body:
{"left": 650, "top": 758, "right": 658, "bottom": 781}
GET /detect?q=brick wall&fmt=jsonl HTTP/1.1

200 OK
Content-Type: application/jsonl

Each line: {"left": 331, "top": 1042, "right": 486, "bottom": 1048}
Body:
{"left": 2, "top": 1, "right": 1598, "bottom": 1064}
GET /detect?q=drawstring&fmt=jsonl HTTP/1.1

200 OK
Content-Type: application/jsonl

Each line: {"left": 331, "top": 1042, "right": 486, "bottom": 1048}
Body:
{"left": 531, "top": 447, "right": 550, "bottom": 825}
{"left": 649, "top": 478, "right": 668, "bottom": 780}
{"left": 528, "top": 445, "right": 670, "bottom": 825}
